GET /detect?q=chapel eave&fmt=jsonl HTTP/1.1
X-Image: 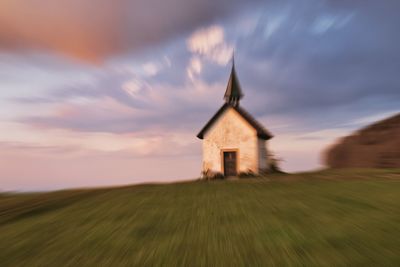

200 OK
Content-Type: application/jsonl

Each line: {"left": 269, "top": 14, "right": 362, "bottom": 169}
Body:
{"left": 196, "top": 104, "right": 273, "bottom": 140}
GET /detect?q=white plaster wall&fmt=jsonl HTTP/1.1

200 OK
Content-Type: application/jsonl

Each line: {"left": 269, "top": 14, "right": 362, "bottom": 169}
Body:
{"left": 258, "top": 139, "right": 268, "bottom": 171}
{"left": 202, "top": 107, "right": 259, "bottom": 174}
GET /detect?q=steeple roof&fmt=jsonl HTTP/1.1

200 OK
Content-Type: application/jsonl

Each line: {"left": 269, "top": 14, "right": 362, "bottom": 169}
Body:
{"left": 224, "top": 57, "right": 243, "bottom": 106}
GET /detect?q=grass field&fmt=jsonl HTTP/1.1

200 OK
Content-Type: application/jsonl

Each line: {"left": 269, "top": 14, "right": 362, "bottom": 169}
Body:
{"left": 1, "top": 169, "right": 400, "bottom": 266}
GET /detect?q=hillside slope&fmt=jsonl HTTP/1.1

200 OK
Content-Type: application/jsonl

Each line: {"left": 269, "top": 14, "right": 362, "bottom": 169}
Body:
{"left": 325, "top": 113, "right": 400, "bottom": 168}
{"left": 1, "top": 169, "right": 400, "bottom": 266}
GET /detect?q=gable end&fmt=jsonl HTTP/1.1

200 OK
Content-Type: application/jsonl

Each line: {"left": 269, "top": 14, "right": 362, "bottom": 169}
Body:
{"left": 197, "top": 104, "right": 273, "bottom": 140}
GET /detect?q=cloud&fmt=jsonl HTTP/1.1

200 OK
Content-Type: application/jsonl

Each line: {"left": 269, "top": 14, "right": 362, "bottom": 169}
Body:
{"left": 2, "top": 0, "right": 400, "bottom": 191}
{"left": 122, "top": 78, "right": 149, "bottom": 97}
{"left": 15, "top": 62, "right": 225, "bottom": 134}
{"left": 7, "top": 0, "right": 400, "bottom": 134}
{"left": 187, "top": 25, "right": 233, "bottom": 65}
{"left": 0, "top": 140, "right": 201, "bottom": 191}
{"left": 142, "top": 62, "right": 160, "bottom": 77}
{"left": 0, "top": 0, "right": 260, "bottom": 62}
{"left": 229, "top": 1, "right": 400, "bottom": 124}
{"left": 311, "top": 13, "right": 354, "bottom": 34}
{"left": 9, "top": 0, "right": 400, "bottom": 137}
{"left": 187, "top": 56, "right": 203, "bottom": 80}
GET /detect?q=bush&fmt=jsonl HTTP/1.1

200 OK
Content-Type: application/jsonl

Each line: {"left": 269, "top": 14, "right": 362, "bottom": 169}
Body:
{"left": 201, "top": 170, "right": 225, "bottom": 180}
{"left": 238, "top": 170, "right": 257, "bottom": 178}
{"left": 267, "top": 151, "right": 285, "bottom": 174}
{"left": 212, "top": 172, "right": 225, "bottom": 180}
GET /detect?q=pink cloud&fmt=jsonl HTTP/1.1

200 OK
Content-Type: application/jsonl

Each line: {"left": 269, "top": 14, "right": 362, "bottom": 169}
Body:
{"left": 0, "top": 145, "right": 201, "bottom": 191}
{"left": 0, "top": 0, "right": 251, "bottom": 62}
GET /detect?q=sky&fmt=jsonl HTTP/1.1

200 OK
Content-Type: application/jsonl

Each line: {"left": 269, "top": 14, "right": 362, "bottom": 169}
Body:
{"left": 0, "top": 0, "right": 399, "bottom": 191}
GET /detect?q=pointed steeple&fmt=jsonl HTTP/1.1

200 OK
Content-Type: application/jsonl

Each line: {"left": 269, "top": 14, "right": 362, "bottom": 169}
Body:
{"left": 224, "top": 54, "right": 243, "bottom": 107}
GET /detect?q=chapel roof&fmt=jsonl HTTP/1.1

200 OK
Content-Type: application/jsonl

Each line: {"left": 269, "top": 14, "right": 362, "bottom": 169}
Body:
{"left": 196, "top": 103, "right": 273, "bottom": 140}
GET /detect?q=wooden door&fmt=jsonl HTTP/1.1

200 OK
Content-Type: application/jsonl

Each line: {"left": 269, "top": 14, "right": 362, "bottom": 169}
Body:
{"left": 223, "top": 151, "right": 237, "bottom": 176}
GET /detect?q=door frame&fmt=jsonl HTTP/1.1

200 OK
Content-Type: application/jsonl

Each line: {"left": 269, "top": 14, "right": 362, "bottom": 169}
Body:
{"left": 221, "top": 149, "right": 239, "bottom": 176}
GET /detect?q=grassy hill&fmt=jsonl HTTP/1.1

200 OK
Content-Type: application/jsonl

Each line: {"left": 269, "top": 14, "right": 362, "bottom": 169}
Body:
{"left": 1, "top": 169, "right": 400, "bottom": 266}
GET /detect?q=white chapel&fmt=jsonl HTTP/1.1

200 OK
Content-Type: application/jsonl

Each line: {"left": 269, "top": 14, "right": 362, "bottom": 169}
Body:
{"left": 197, "top": 60, "right": 273, "bottom": 177}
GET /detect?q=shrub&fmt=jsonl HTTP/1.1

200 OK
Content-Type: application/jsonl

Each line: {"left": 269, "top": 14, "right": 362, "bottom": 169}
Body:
{"left": 212, "top": 172, "right": 225, "bottom": 180}
{"left": 238, "top": 170, "right": 257, "bottom": 178}
{"left": 201, "top": 170, "right": 225, "bottom": 180}
{"left": 267, "top": 151, "right": 285, "bottom": 174}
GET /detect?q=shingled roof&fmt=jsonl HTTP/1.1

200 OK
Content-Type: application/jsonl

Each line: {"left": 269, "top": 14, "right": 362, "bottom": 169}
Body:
{"left": 196, "top": 103, "right": 273, "bottom": 140}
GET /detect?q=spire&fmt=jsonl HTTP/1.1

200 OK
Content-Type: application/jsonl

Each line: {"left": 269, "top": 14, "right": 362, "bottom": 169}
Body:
{"left": 224, "top": 53, "right": 243, "bottom": 106}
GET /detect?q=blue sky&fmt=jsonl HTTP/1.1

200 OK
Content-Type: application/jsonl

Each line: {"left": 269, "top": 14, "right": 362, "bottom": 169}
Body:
{"left": 0, "top": 0, "right": 399, "bottom": 190}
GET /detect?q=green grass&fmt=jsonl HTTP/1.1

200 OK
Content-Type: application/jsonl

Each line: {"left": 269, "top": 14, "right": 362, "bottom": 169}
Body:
{"left": 1, "top": 169, "right": 400, "bottom": 266}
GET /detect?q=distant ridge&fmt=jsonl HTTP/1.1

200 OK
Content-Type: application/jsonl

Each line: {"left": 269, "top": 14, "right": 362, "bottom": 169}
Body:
{"left": 325, "top": 113, "right": 400, "bottom": 168}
